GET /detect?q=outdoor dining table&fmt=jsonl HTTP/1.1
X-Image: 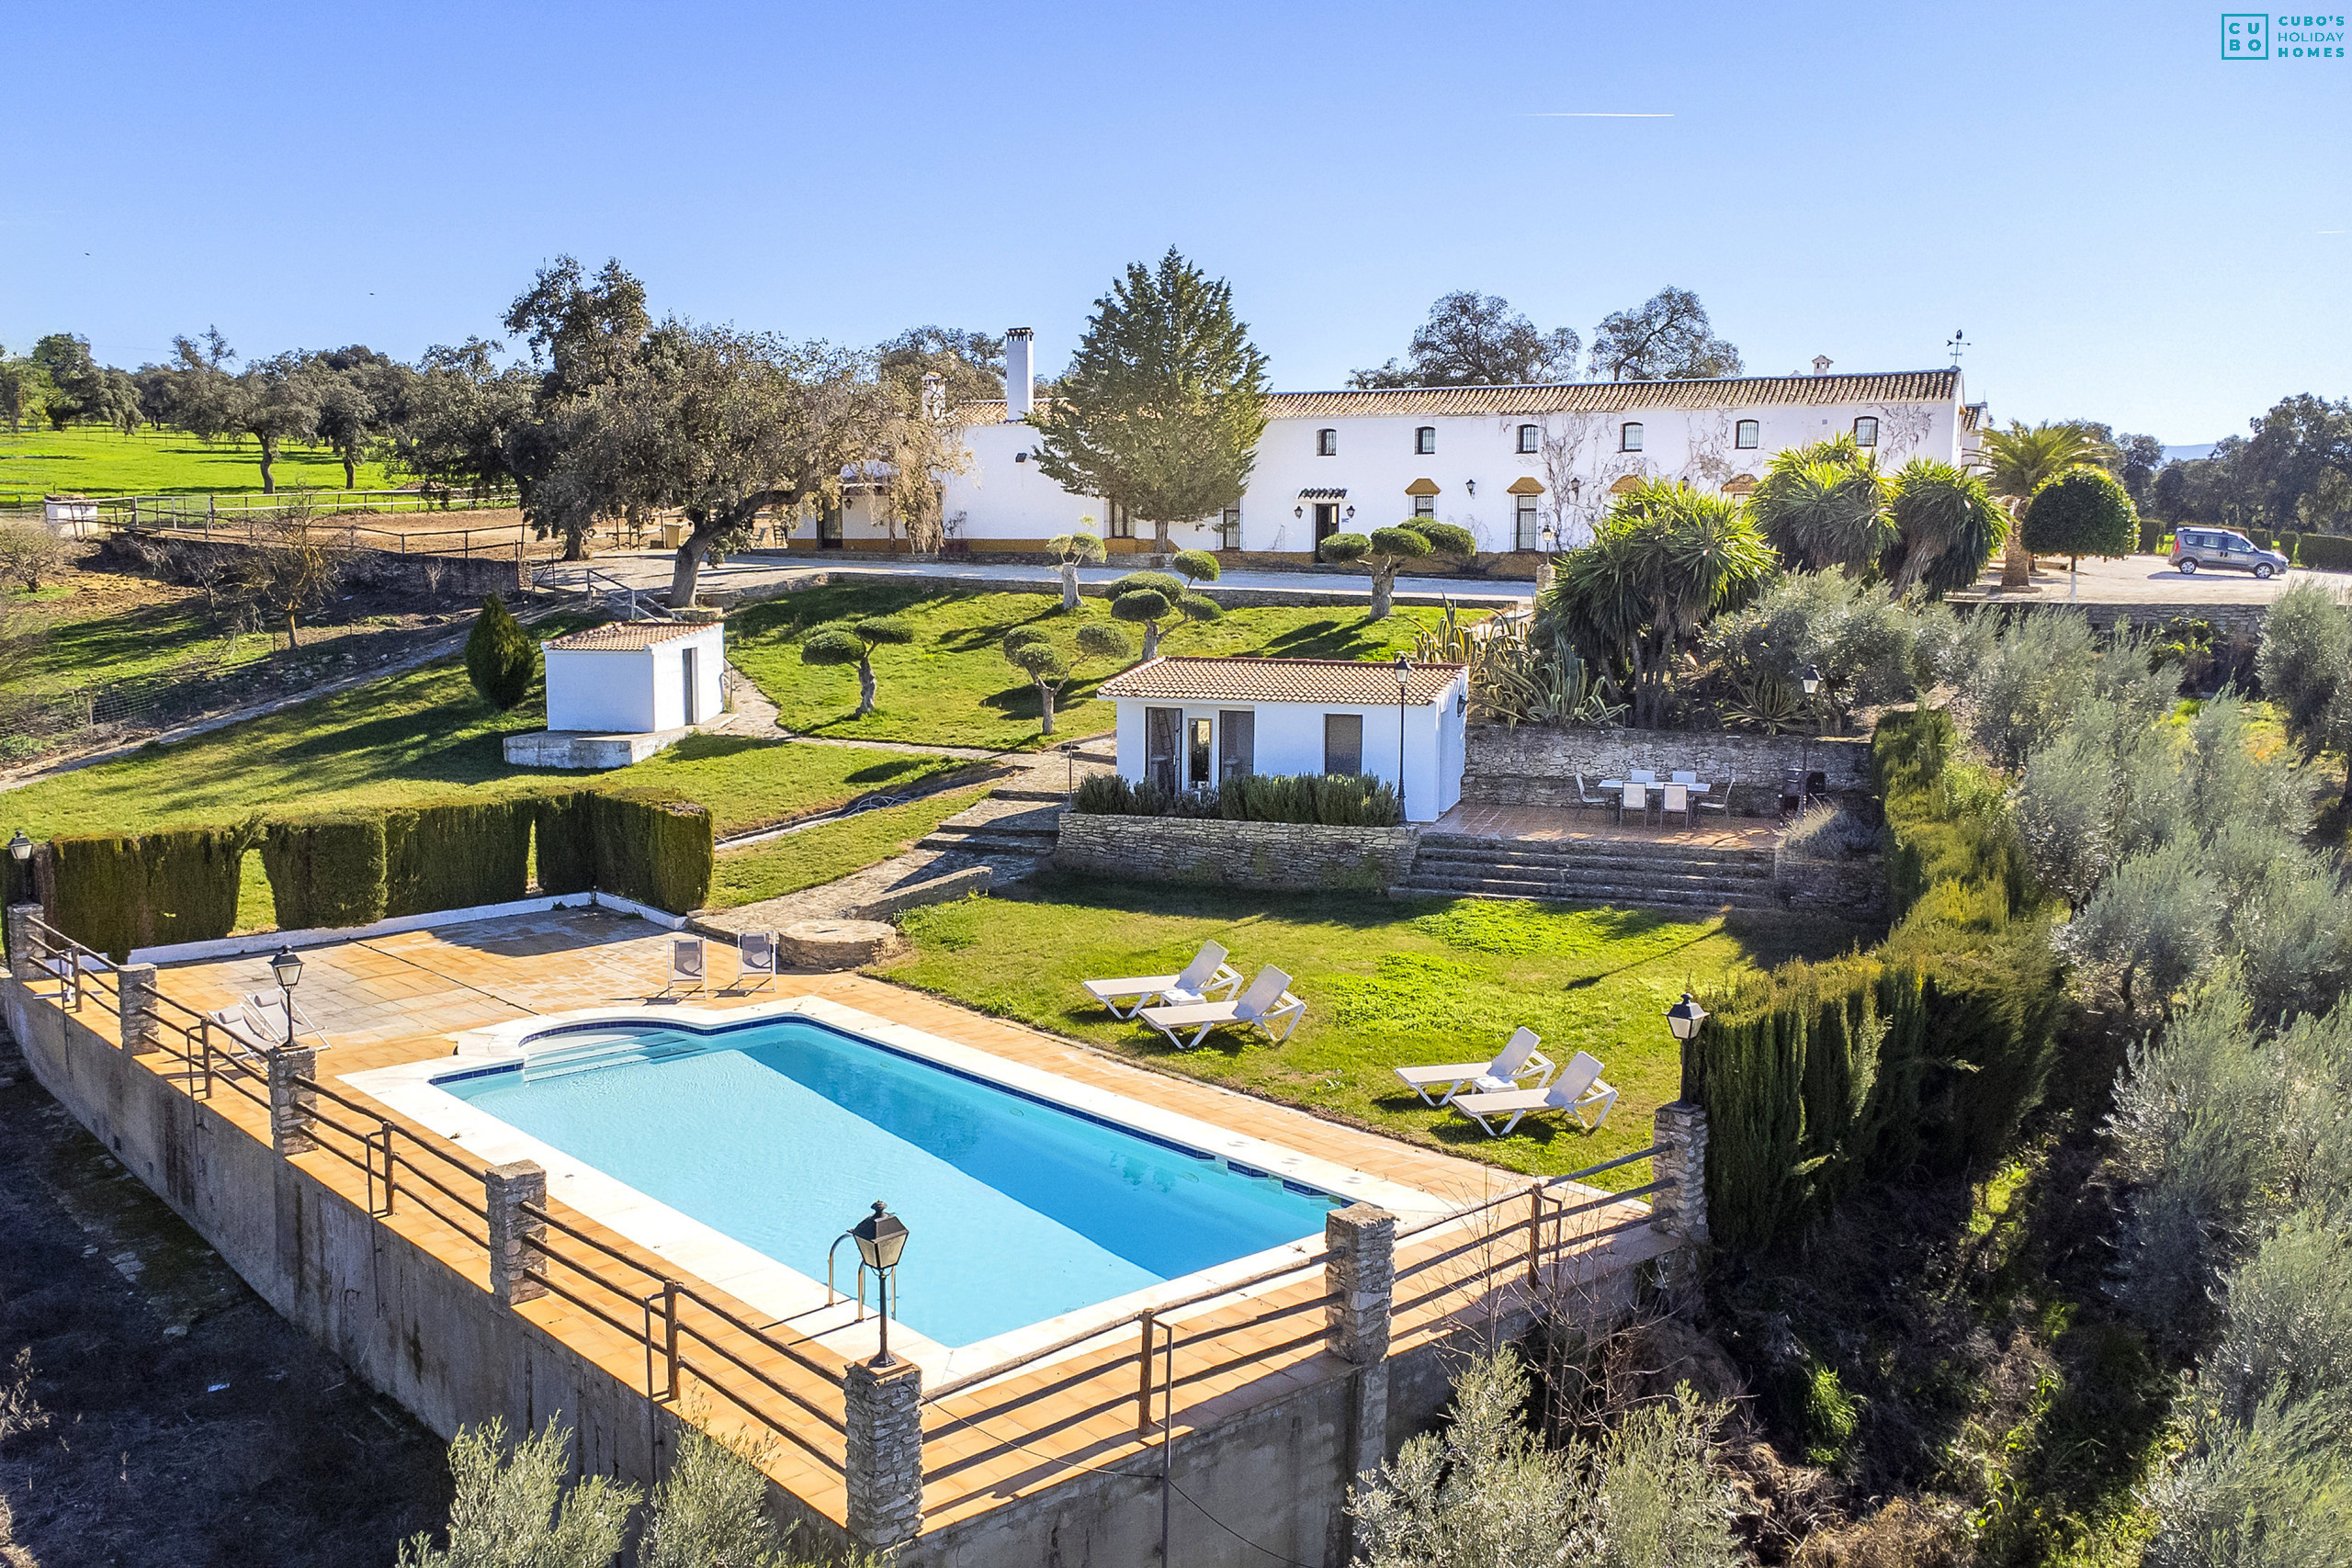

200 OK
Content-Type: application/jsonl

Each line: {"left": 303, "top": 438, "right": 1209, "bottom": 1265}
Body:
{"left": 1600, "top": 779, "right": 1712, "bottom": 824}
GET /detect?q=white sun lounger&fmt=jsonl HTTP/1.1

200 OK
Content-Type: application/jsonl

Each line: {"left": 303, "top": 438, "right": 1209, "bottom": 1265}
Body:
{"left": 204, "top": 1002, "right": 282, "bottom": 1059}
{"left": 737, "top": 930, "right": 780, "bottom": 992}
{"left": 666, "top": 937, "right": 707, "bottom": 996}
{"left": 1081, "top": 941, "right": 1243, "bottom": 1020}
{"left": 1392, "top": 1027, "right": 1556, "bottom": 1107}
{"left": 1137, "top": 967, "right": 1304, "bottom": 1051}
{"left": 1448, "top": 1051, "right": 1617, "bottom": 1136}
{"left": 239, "top": 989, "right": 328, "bottom": 1049}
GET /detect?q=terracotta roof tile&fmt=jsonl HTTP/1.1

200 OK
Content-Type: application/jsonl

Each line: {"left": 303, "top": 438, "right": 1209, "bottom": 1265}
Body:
{"left": 1097, "top": 656, "right": 1465, "bottom": 706}
{"left": 959, "top": 369, "right": 1962, "bottom": 423}
{"left": 542, "top": 621, "right": 713, "bottom": 651}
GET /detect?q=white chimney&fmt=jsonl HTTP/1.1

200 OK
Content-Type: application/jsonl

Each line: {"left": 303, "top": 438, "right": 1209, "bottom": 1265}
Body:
{"left": 1005, "top": 327, "right": 1035, "bottom": 420}
{"left": 1811, "top": 355, "right": 1834, "bottom": 375}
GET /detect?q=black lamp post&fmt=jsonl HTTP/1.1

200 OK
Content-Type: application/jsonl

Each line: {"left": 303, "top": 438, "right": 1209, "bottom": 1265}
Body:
{"left": 268, "top": 944, "right": 303, "bottom": 1047}
{"left": 6, "top": 829, "right": 29, "bottom": 908}
{"left": 850, "top": 1201, "right": 910, "bottom": 1367}
{"left": 1664, "top": 990, "right": 1710, "bottom": 1101}
{"left": 1392, "top": 654, "right": 1411, "bottom": 823}
{"left": 1798, "top": 664, "right": 1824, "bottom": 812}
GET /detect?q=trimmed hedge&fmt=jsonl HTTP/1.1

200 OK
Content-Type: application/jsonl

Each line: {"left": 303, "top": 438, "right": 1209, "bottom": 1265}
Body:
{"left": 261, "top": 812, "right": 390, "bottom": 932}
{"left": 1693, "top": 707, "right": 2061, "bottom": 1250}
{"left": 2297, "top": 532, "right": 2352, "bottom": 572}
{"left": 46, "top": 828, "right": 251, "bottom": 962}
{"left": 532, "top": 793, "right": 597, "bottom": 897}
{"left": 384, "top": 801, "right": 533, "bottom": 918}
{"left": 585, "top": 789, "right": 715, "bottom": 913}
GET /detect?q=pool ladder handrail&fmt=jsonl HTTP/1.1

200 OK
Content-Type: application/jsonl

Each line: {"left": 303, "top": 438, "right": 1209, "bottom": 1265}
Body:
{"left": 825, "top": 1232, "right": 899, "bottom": 1325}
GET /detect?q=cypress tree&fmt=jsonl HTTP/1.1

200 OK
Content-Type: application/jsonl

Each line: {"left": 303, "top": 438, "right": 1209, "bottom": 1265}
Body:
{"left": 465, "top": 594, "right": 537, "bottom": 711}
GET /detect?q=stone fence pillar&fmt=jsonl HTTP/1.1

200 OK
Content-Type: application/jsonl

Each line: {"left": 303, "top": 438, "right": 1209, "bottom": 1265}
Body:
{"left": 1325, "top": 1201, "right": 1396, "bottom": 1538}
{"left": 484, "top": 1161, "right": 548, "bottom": 1307}
{"left": 843, "top": 1359, "right": 923, "bottom": 1550}
{"left": 6, "top": 904, "right": 41, "bottom": 983}
{"left": 267, "top": 1045, "right": 320, "bottom": 1156}
{"left": 1650, "top": 1101, "right": 1711, "bottom": 1247}
{"left": 118, "top": 964, "right": 159, "bottom": 1054}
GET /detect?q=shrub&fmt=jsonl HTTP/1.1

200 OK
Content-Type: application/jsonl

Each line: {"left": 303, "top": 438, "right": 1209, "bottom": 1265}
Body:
{"left": 1069, "top": 772, "right": 1403, "bottom": 826}
{"left": 0, "top": 521, "right": 69, "bottom": 590}
{"left": 464, "top": 594, "right": 538, "bottom": 711}
{"left": 2021, "top": 464, "right": 2137, "bottom": 572}
{"left": 2254, "top": 580, "right": 2349, "bottom": 748}
{"left": 1780, "top": 803, "right": 1878, "bottom": 862}
{"left": 2296, "top": 531, "right": 2352, "bottom": 572}
{"left": 384, "top": 801, "right": 534, "bottom": 918}
{"left": 261, "top": 811, "right": 390, "bottom": 931}
{"left": 398, "top": 1416, "right": 637, "bottom": 1568}
{"left": 45, "top": 834, "right": 144, "bottom": 963}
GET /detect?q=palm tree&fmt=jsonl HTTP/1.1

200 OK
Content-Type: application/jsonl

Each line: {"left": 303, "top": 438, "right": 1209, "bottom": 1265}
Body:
{"left": 1747, "top": 434, "right": 1894, "bottom": 575}
{"left": 1883, "top": 458, "right": 2008, "bottom": 597}
{"left": 1976, "top": 422, "right": 2115, "bottom": 588}
{"left": 1541, "top": 479, "right": 1775, "bottom": 728}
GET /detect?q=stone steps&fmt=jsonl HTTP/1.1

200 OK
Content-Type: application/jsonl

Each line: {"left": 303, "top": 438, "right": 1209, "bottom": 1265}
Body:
{"left": 913, "top": 829, "right": 1059, "bottom": 855}
{"left": 1390, "top": 879, "right": 1779, "bottom": 911}
{"left": 1397, "top": 831, "right": 1781, "bottom": 912}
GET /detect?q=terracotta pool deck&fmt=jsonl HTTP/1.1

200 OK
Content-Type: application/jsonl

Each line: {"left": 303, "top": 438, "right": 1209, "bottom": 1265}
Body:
{"left": 146, "top": 908, "right": 1669, "bottom": 1533}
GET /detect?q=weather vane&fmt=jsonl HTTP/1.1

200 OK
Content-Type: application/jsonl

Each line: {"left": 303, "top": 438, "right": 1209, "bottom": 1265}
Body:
{"left": 1946, "top": 328, "right": 1969, "bottom": 366}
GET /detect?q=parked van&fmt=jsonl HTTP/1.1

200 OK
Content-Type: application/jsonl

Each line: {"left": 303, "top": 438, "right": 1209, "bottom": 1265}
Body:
{"left": 2170, "top": 528, "right": 2288, "bottom": 579}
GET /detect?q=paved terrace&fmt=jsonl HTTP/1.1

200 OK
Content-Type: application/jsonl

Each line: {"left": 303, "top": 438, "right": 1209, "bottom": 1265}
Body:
{"left": 145, "top": 909, "right": 1671, "bottom": 1538}
{"left": 1431, "top": 801, "right": 1782, "bottom": 852}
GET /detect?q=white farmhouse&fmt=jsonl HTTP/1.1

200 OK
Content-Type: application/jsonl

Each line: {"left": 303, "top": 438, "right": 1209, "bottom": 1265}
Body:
{"left": 766, "top": 329, "right": 1985, "bottom": 560}
{"left": 1096, "top": 657, "right": 1469, "bottom": 824}
{"left": 503, "top": 620, "right": 728, "bottom": 769}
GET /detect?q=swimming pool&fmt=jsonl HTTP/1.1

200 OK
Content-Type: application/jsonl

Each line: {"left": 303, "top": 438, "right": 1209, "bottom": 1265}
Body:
{"left": 433, "top": 1015, "right": 1344, "bottom": 1348}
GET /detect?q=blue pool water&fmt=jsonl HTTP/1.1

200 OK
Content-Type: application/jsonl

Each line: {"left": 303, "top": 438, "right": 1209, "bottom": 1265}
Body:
{"left": 436, "top": 1017, "right": 1340, "bottom": 1347}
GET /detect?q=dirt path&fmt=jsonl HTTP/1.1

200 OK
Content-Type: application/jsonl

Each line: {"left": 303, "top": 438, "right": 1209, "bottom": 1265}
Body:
{"left": 0, "top": 1024, "right": 449, "bottom": 1566}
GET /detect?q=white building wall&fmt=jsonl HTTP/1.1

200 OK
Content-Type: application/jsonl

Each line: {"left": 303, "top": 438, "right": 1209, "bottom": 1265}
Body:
{"left": 944, "top": 394, "right": 1965, "bottom": 556}
{"left": 1112, "top": 671, "right": 1466, "bottom": 824}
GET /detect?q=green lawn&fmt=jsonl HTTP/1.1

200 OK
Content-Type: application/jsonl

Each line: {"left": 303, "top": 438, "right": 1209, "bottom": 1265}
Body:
{"left": 878, "top": 879, "right": 1863, "bottom": 1187}
{"left": 0, "top": 425, "right": 401, "bottom": 500}
{"left": 17, "top": 592, "right": 267, "bottom": 694}
{"left": 708, "top": 785, "right": 990, "bottom": 910}
{"left": 728, "top": 583, "right": 1448, "bottom": 752}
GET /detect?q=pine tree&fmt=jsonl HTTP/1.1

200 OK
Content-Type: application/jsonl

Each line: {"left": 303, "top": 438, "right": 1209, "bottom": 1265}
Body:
{"left": 466, "top": 594, "right": 538, "bottom": 711}
{"left": 1030, "top": 249, "right": 1269, "bottom": 554}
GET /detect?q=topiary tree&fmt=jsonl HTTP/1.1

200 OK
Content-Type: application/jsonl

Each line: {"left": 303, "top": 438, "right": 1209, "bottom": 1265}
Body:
{"left": 797, "top": 615, "right": 914, "bottom": 717}
{"left": 1319, "top": 519, "right": 1475, "bottom": 619}
{"left": 1048, "top": 527, "right": 1106, "bottom": 611}
{"left": 1001, "top": 620, "right": 1135, "bottom": 735}
{"left": 1170, "top": 549, "right": 1221, "bottom": 588}
{"left": 1108, "top": 570, "right": 1220, "bottom": 659}
{"left": 465, "top": 594, "right": 538, "bottom": 711}
{"left": 2023, "top": 464, "right": 2138, "bottom": 600}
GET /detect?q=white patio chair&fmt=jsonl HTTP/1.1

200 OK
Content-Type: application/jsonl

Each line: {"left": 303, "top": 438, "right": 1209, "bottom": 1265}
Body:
{"left": 1670, "top": 769, "right": 1699, "bottom": 786}
{"left": 1567, "top": 773, "right": 1606, "bottom": 817}
{"left": 1659, "top": 783, "right": 1693, "bottom": 829}
{"left": 1698, "top": 773, "right": 1733, "bottom": 817}
{"left": 1629, "top": 769, "right": 1657, "bottom": 784}
{"left": 1448, "top": 1051, "right": 1618, "bottom": 1137}
{"left": 1082, "top": 941, "right": 1243, "bottom": 1020}
{"left": 1393, "top": 1027, "right": 1556, "bottom": 1107}
{"left": 239, "top": 989, "right": 328, "bottom": 1050}
{"left": 737, "top": 931, "right": 780, "bottom": 992}
{"left": 1137, "top": 967, "right": 1304, "bottom": 1051}
{"left": 1617, "top": 781, "right": 1648, "bottom": 827}
{"left": 666, "top": 937, "right": 707, "bottom": 996}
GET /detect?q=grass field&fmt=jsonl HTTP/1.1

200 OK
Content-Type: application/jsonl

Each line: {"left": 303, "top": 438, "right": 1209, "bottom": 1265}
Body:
{"left": 0, "top": 425, "right": 401, "bottom": 500}
{"left": 729, "top": 582, "right": 1448, "bottom": 751}
{"left": 879, "top": 878, "right": 1864, "bottom": 1186}
{"left": 708, "top": 785, "right": 990, "bottom": 910}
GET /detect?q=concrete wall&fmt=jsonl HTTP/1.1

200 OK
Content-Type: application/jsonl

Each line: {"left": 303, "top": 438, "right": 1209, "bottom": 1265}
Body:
{"left": 1056, "top": 815, "right": 1420, "bottom": 891}
{"left": 1464, "top": 725, "right": 1873, "bottom": 815}
{"left": 1112, "top": 678, "right": 1466, "bottom": 824}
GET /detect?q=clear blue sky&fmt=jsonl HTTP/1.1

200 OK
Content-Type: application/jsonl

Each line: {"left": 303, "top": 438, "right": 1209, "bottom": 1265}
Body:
{"left": 5, "top": 1, "right": 2345, "bottom": 445}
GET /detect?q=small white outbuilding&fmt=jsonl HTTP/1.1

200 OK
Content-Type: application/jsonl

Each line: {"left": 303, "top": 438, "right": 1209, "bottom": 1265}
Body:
{"left": 503, "top": 620, "right": 728, "bottom": 769}
{"left": 1095, "top": 656, "right": 1468, "bottom": 823}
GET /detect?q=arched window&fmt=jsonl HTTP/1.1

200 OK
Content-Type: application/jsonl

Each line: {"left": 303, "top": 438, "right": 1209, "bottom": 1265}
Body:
{"left": 1414, "top": 426, "right": 1436, "bottom": 455}
{"left": 1620, "top": 423, "right": 1644, "bottom": 452}
{"left": 1735, "top": 420, "right": 1759, "bottom": 449}
{"left": 1317, "top": 428, "right": 1338, "bottom": 457}
{"left": 1853, "top": 417, "right": 1879, "bottom": 447}
{"left": 1517, "top": 423, "right": 1539, "bottom": 454}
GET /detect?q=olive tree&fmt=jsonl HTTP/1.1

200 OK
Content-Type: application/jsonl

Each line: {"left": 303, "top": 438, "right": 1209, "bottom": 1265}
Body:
{"left": 1107, "top": 570, "right": 1220, "bottom": 660}
{"left": 797, "top": 615, "right": 913, "bottom": 717}
{"left": 1001, "top": 621, "right": 1132, "bottom": 736}
{"left": 1319, "top": 520, "right": 1474, "bottom": 619}
{"left": 398, "top": 1416, "right": 636, "bottom": 1568}
{"left": 1048, "top": 528, "right": 1105, "bottom": 611}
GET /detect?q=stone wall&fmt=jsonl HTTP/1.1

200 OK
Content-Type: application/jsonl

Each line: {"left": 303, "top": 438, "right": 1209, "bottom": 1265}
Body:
{"left": 1771, "top": 850, "right": 1890, "bottom": 923}
{"left": 1055, "top": 814, "right": 1420, "bottom": 892}
{"left": 130, "top": 531, "right": 527, "bottom": 596}
{"left": 1951, "top": 596, "right": 2273, "bottom": 637}
{"left": 1464, "top": 726, "right": 1872, "bottom": 816}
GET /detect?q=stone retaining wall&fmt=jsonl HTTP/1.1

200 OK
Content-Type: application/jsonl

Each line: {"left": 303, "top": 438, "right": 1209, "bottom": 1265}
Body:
{"left": 1055, "top": 814, "right": 1419, "bottom": 891}
{"left": 1464, "top": 726, "right": 1871, "bottom": 816}
{"left": 1772, "top": 852, "right": 1890, "bottom": 923}
{"left": 131, "top": 531, "right": 527, "bottom": 596}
